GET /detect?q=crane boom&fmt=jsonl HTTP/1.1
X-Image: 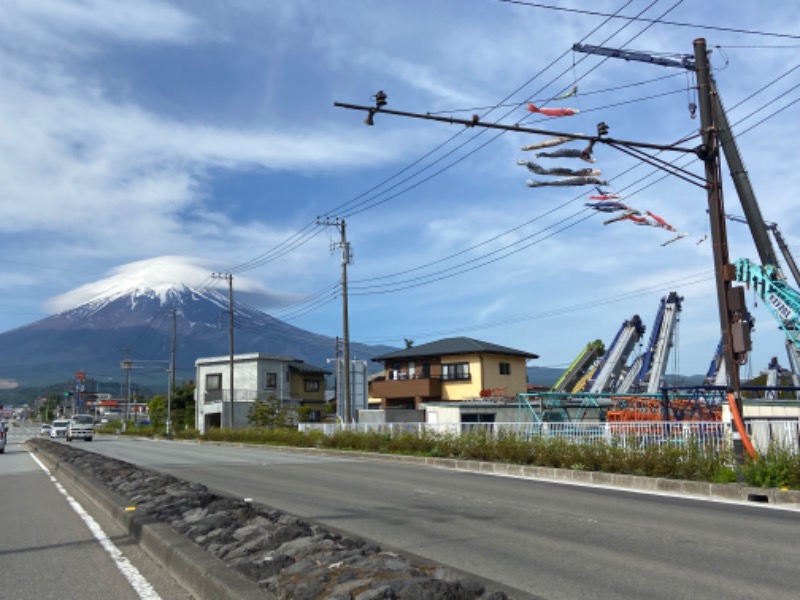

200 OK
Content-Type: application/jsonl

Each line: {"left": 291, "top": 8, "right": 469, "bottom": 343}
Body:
{"left": 734, "top": 258, "right": 800, "bottom": 351}
{"left": 572, "top": 44, "right": 695, "bottom": 70}
{"left": 726, "top": 214, "right": 800, "bottom": 286}
{"left": 574, "top": 42, "right": 779, "bottom": 273}
{"left": 643, "top": 292, "right": 683, "bottom": 393}
{"left": 588, "top": 315, "right": 645, "bottom": 393}
{"left": 551, "top": 340, "right": 605, "bottom": 393}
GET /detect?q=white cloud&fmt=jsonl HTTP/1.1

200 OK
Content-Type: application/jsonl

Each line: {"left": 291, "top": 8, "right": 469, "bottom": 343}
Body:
{"left": 44, "top": 255, "right": 285, "bottom": 312}
{"left": 0, "top": 0, "right": 798, "bottom": 378}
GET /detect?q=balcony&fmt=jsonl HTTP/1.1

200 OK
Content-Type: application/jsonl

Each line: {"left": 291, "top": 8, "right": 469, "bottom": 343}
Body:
{"left": 203, "top": 389, "right": 259, "bottom": 404}
{"left": 370, "top": 376, "right": 442, "bottom": 400}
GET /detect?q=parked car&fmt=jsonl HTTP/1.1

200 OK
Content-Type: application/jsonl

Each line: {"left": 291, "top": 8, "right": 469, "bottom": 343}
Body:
{"left": 50, "top": 420, "right": 70, "bottom": 439}
{"left": 39, "top": 423, "right": 52, "bottom": 436}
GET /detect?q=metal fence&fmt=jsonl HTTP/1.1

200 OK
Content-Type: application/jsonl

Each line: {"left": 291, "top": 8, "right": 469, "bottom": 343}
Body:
{"left": 299, "top": 420, "right": 800, "bottom": 455}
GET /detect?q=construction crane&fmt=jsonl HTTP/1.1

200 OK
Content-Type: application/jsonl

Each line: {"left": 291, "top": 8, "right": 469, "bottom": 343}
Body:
{"left": 618, "top": 292, "right": 683, "bottom": 394}
{"left": 725, "top": 214, "right": 800, "bottom": 287}
{"left": 574, "top": 39, "right": 781, "bottom": 457}
{"left": 640, "top": 292, "right": 683, "bottom": 394}
{"left": 735, "top": 258, "right": 800, "bottom": 389}
{"left": 550, "top": 340, "right": 605, "bottom": 393}
{"left": 704, "top": 339, "right": 727, "bottom": 387}
{"left": 588, "top": 315, "right": 645, "bottom": 394}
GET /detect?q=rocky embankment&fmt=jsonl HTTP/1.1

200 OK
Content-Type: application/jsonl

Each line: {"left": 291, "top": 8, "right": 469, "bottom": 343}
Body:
{"left": 29, "top": 439, "right": 517, "bottom": 600}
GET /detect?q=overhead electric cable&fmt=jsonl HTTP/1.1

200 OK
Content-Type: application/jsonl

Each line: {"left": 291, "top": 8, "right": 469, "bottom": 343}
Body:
{"left": 341, "top": 0, "right": 672, "bottom": 218}
{"left": 497, "top": 0, "right": 800, "bottom": 41}
{"left": 221, "top": 0, "right": 641, "bottom": 274}
{"left": 427, "top": 71, "right": 685, "bottom": 115}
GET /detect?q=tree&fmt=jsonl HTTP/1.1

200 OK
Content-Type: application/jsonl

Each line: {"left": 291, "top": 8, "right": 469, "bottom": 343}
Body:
{"left": 248, "top": 396, "right": 293, "bottom": 429}
{"left": 170, "top": 381, "right": 196, "bottom": 430}
{"left": 147, "top": 396, "right": 166, "bottom": 429}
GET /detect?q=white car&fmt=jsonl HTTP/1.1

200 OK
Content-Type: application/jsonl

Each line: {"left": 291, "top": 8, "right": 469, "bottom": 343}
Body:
{"left": 50, "top": 420, "right": 70, "bottom": 439}
{"left": 39, "top": 423, "right": 52, "bottom": 436}
{"left": 66, "top": 415, "right": 94, "bottom": 442}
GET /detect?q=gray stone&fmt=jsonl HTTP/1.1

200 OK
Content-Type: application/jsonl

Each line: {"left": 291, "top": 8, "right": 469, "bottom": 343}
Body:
{"left": 30, "top": 439, "right": 517, "bottom": 600}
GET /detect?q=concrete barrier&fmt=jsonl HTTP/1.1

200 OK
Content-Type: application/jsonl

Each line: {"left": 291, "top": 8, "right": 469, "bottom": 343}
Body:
{"left": 31, "top": 443, "right": 269, "bottom": 600}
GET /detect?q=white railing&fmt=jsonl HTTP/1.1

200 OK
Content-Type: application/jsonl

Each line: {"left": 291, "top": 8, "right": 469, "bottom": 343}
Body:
{"left": 299, "top": 421, "right": 727, "bottom": 451}
{"left": 747, "top": 420, "right": 800, "bottom": 454}
{"left": 300, "top": 420, "right": 800, "bottom": 455}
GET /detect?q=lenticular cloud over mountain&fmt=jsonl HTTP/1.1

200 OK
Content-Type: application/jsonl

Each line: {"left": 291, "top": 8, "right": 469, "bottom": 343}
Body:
{"left": 46, "top": 256, "right": 283, "bottom": 312}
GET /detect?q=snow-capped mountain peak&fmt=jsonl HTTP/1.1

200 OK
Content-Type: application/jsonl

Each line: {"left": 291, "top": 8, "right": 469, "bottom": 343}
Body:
{"left": 46, "top": 256, "right": 271, "bottom": 314}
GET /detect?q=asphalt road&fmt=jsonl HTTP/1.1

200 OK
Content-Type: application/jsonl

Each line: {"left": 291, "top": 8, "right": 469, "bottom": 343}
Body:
{"left": 81, "top": 435, "right": 800, "bottom": 600}
{"left": 0, "top": 425, "right": 191, "bottom": 600}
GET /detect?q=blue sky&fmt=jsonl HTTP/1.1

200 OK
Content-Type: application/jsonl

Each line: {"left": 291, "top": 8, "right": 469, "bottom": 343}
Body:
{"left": 1, "top": 0, "right": 798, "bottom": 377}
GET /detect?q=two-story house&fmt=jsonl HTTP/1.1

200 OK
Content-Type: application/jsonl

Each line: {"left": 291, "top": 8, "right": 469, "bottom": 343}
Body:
{"left": 369, "top": 337, "right": 538, "bottom": 410}
{"left": 195, "top": 353, "right": 329, "bottom": 433}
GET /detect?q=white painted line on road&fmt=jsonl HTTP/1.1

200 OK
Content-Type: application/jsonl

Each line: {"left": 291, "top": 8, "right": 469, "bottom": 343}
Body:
{"left": 465, "top": 467, "right": 800, "bottom": 512}
{"left": 30, "top": 453, "right": 162, "bottom": 600}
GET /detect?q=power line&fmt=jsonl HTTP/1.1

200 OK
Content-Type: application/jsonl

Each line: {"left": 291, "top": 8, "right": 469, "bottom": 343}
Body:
{"left": 497, "top": 0, "right": 800, "bottom": 40}
{"left": 357, "top": 269, "right": 713, "bottom": 344}
{"left": 427, "top": 72, "right": 685, "bottom": 115}
{"left": 218, "top": 0, "right": 642, "bottom": 272}
{"left": 340, "top": 0, "right": 671, "bottom": 219}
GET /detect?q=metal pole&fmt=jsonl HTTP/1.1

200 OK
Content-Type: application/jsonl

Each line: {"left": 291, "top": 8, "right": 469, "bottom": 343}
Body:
{"left": 122, "top": 359, "right": 132, "bottom": 432}
{"left": 335, "top": 336, "right": 340, "bottom": 421}
{"left": 167, "top": 308, "right": 176, "bottom": 437}
{"left": 334, "top": 102, "right": 698, "bottom": 154}
{"left": 228, "top": 275, "right": 234, "bottom": 428}
{"left": 340, "top": 220, "right": 352, "bottom": 425}
{"left": 694, "top": 38, "right": 740, "bottom": 396}
{"left": 212, "top": 272, "right": 235, "bottom": 428}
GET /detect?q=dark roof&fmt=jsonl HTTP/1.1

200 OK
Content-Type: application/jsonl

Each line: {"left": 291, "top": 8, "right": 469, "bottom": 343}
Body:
{"left": 370, "top": 337, "right": 538, "bottom": 362}
{"left": 288, "top": 361, "right": 330, "bottom": 375}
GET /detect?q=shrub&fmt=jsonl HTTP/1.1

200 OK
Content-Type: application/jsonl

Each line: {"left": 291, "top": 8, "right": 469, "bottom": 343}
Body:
{"left": 742, "top": 445, "right": 800, "bottom": 489}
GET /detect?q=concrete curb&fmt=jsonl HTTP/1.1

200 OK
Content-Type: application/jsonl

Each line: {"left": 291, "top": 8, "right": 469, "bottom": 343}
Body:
{"left": 195, "top": 441, "right": 800, "bottom": 507}
{"left": 30, "top": 443, "right": 267, "bottom": 600}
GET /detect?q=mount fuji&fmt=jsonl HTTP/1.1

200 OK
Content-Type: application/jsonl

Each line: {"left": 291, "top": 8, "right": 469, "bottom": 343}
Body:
{"left": 0, "top": 257, "right": 397, "bottom": 392}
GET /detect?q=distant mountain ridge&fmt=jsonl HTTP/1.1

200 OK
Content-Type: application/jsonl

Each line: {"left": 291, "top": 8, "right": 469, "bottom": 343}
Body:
{"left": 526, "top": 366, "right": 706, "bottom": 389}
{"left": 0, "top": 282, "right": 397, "bottom": 392}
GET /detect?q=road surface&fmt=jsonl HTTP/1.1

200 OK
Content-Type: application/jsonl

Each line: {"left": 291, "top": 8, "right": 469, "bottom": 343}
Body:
{"left": 82, "top": 435, "right": 800, "bottom": 599}
{"left": 0, "top": 425, "right": 190, "bottom": 600}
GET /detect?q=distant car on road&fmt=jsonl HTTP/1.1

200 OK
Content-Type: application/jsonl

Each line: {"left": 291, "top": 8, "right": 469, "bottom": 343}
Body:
{"left": 39, "top": 424, "right": 52, "bottom": 436}
{"left": 66, "top": 414, "right": 94, "bottom": 442}
{"left": 50, "top": 420, "right": 70, "bottom": 439}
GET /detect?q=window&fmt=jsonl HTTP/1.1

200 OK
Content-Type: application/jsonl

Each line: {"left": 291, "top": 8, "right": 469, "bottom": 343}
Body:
{"left": 206, "top": 373, "right": 222, "bottom": 391}
{"left": 499, "top": 362, "right": 511, "bottom": 375}
{"left": 264, "top": 372, "right": 277, "bottom": 389}
{"left": 442, "top": 362, "right": 470, "bottom": 381}
{"left": 304, "top": 379, "right": 320, "bottom": 392}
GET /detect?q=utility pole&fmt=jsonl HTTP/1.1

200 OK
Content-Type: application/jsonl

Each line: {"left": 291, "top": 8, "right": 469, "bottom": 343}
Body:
{"left": 167, "top": 307, "right": 176, "bottom": 437}
{"left": 213, "top": 272, "right": 235, "bottom": 428}
{"left": 121, "top": 349, "right": 132, "bottom": 433}
{"left": 335, "top": 335, "right": 341, "bottom": 420}
{"left": 317, "top": 218, "right": 353, "bottom": 424}
{"left": 693, "top": 38, "right": 739, "bottom": 396}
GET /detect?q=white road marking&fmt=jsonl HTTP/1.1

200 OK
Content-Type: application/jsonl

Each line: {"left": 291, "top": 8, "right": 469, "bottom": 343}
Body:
{"left": 31, "top": 453, "right": 162, "bottom": 600}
